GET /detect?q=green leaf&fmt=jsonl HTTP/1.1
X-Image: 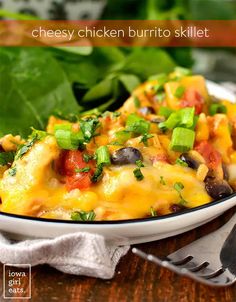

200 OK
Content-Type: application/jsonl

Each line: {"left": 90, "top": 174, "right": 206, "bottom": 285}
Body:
{"left": 121, "top": 48, "right": 176, "bottom": 80}
{"left": 54, "top": 46, "right": 93, "bottom": 56}
{"left": 119, "top": 74, "right": 140, "bottom": 93}
{"left": 82, "top": 78, "right": 114, "bottom": 103}
{"left": 0, "top": 47, "right": 81, "bottom": 137}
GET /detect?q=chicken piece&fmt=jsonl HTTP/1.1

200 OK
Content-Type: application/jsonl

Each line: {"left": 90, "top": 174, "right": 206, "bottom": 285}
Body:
{"left": 0, "top": 135, "right": 60, "bottom": 216}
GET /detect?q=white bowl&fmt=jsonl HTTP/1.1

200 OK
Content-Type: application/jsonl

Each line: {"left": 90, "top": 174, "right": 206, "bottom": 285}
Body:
{"left": 0, "top": 81, "right": 235, "bottom": 244}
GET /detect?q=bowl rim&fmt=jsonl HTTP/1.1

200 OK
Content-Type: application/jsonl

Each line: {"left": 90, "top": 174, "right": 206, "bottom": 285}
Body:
{"left": 0, "top": 192, "right": 236, "bottom": 225}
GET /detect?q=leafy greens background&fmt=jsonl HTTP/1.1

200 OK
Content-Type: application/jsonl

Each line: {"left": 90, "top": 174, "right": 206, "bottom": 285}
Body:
{"left": 0, "top": 46, "right": 185, "bottom": 137}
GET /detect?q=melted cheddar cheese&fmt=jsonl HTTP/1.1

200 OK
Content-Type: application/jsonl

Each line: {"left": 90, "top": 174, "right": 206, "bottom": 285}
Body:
{"left": 0, "top": 71, "right": 235, "bottom": 221}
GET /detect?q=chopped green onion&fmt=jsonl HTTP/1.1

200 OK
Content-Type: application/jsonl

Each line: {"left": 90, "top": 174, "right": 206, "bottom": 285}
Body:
{"left": 160, "top": 176, "right": 166, "bottom": 185}
{"left": 150, "top": 207, "right": 157, "bottom": 217}
{"left": 115, "top": 130, "right": 132, "bottom": 144}
{"left": 170, "top": 127, "right": 195, "bottom": 152}
{"left": 135, "top": 160, "right": 144, "bottom": 168}
{"left": 133, "top": 155, "right": 145, "bottom": 181}
{"left": 159, "top": 112, "right": 180, "bottom": 131}
{"left": 209, "top": 103, "right": 227, "bottom": 116}
{"left": 8, "top": 166, "right": 17, "bottom": 177}
{"left": 175, "top": 158, "right": 188, "bottom": 167}
{"left": 71, "top": 210, "right": 96, "bottom": 221}
{"left": 133, "top": 168, "right": 144, "bottom": 181}
{"left": 159, "top": 107, "right": 195, "bottom": 131}
{"left": 156, "top": 91, "right": 166, "bottom": 102}
{"left": 83, "top": 153, "right": 94, "bottom": 163}
{"left": 91, "top": 165, "right": 104, "bottom": 183}
{"left": 149, "top": 74, "right": 168, "bottom": 93}
{"left": 55, "top": 129, "right": 83, "bottom": 150}
{"left": 159, "top": 107, "right": 174, "bottom": 118}
{"left": 96, "top": 146, "right": 111, "bottom": 167}
{"left": 173, "top": 182, "right": 188, "bottom": 205}
{"left": 126, "top": 113, "right": 150, "bottom": 135}
{"left": 15, "top": 135, "right": 39, "bottom": 160}
{"left": 179, "top": 107, "right": 195, "bottom": 128}
{"left": 80, "top": 117, "right": 100, "bottom": 143}
{"left": 140, "top": 133, "right": 154, "bottom": 146}
{"left": 54, "top": 124, "right": 72, "bottom": 132}
{"left": 174, "top": 86, "right": 185, "bottom": 98}
{"left": 75, "top": 167, "right": 91, "bottom": 173}
{"left": 0, "top": 152, "right": 15, "bottom": 166}
{"left": 174, "top": 182, "right": 184, "bottom": 193}
{"left": 113, "top": 111, "right": 121, "bottom": 118}
{"left": 174, "top": 67, "right": 192, "bottom": 77}
{"left": 133, "top": 96, "right": 140, "bottom": 108}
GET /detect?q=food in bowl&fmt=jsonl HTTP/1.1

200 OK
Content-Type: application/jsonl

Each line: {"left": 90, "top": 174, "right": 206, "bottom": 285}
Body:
{"left": 0, "top": 68, "right": 236, "bottom": 221}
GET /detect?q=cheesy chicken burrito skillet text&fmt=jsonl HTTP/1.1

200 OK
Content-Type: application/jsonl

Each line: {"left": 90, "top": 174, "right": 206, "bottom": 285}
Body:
{"left": 0, "top": 68, "right": 236, "bottom": 221}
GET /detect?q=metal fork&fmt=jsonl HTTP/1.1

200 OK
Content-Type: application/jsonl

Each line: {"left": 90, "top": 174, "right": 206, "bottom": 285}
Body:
{"left": 132, "top": 211, "right": 236, "bottom": 287}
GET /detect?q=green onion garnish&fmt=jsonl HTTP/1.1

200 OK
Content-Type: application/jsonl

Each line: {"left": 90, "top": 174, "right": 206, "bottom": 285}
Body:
{"left": 54, "top": 124, "right": 72, "bottom": 132}
{"left": 209, "top": 103, "right": 227, "bottom": 116}
{"left": 159, "top": 107, "right": 195, "bottom": 131}
{"left": 133, "top": 96, "right": 140, "bottom": 108}
{"left": 83, "top": 153, "right": 94, "bottom": 163}
{"left": 159, "top": 112, "right": 180, "bottom": 131}
{"left": 173, "top": 182, "right": 187, "bottom": 205}
{"left": 126, "top": 113, "right": 150, "bottom": 135}
{"left": 174, "top": 182, "right": 184, "bottom": 193}
{"left": 159, "top": 106, "right": 174, "bottom": 119}
{"left": 174, "top": 86, "right": 185, "bottom": 98}
{"left": 133, "top": 160, "right": 145, "bottom": 181}
{"left": 140, "top": 133, "right": 154, "bottom": 146}
{"left": 115, "top": 130, "right": 132, "bottom": 144}
{"left": 170, "top": 127, "right": 195, "bottom": 152}
{"left": 91, "top": 164, "right": 104, "bottom": 183}
{"left": 71, "top": 210, "right": 96, "bottom": 221}
{"left": 150, "top": 207, "right": 157, "bottom": 217}
{"left": 135, "top": 160, "right": 144, "bottom": 168}
{"left": 91, "top": 146, "right": 111, "bottom": 183}
{"left": 160, "top": 176, "right": 166, "bottom": 185}
{"left": 96, "top": 146, "right": 111, "bottom": 167}
{"left": 55, "top": 129, "right": 84, "bottom": 150}
{"left": 75, "top": 167, "right": 91, "bottom": 173}
{"left": 80, "top": 117, "right": 100, "bottom": 143}
{"left": 133, "top": 168, "right": 144, "bottom": 181}
{"left": 179, "top": 107, "right": 195, "bottom": 128}
{"left": 175, "top": 158, "right": 188, "bottom": 167}
{"left": 8, "top": 166, "right": 17, "bottom": 177}
{"left": 174, "top": 67, "right": 192, "bottom": 77}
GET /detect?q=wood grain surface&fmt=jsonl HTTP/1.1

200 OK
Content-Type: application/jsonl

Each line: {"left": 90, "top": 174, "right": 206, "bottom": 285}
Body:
{"left": 0, "top": 208, "right": 235, "bottom": 302}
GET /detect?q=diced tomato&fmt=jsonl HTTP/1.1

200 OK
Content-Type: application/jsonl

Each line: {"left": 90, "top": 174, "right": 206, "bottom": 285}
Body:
{"left": 55, "top": 150, "right": 95, "bottom": 191}
{"left": 64, "top": 150, "right": 88, "bottom": 176}
{"left": 180, "top": 88, "right": 204, "bottom": 114}
{"left": 66, "top": 174, "right": 92, "bottom": 191}
{"left": 195, "top": 141, "right": 222, "bottom": 170}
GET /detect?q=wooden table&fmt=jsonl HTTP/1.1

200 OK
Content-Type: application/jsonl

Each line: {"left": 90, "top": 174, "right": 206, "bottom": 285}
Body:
{"left": 0, "top": 208, "right": 235, "bottom": 302}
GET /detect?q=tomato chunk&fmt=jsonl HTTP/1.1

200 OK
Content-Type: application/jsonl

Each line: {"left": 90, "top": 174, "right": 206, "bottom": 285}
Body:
{"left": 195, "top": 141, "right": 221, "bottom": 170}
{"left": 55, "top": 150, "right": 95, "bottom": 191}
{"left": 180, "top": 88, "right": 204, "bottom": 114}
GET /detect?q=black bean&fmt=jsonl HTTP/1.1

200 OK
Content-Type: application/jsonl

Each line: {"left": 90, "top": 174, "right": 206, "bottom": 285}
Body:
{"left": 170, "top": 204, "right": 187, "bottom": 213}
{"left": 180, "top": 153, "right": 200, "bottom": 170}
{"left": 138, "top": 106, "right": 156, "bottom": 115}
{"left": 150, "top": 117, "right": 165, "bottom": 124}
{"left": 205, "top": 177, "right": 233, "bottom": 200}
{"left": 111, "top": 147, "right": 143, "bottom": 165}
{"left": 222, "top": 164, "right": 229, "bottom": 180}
